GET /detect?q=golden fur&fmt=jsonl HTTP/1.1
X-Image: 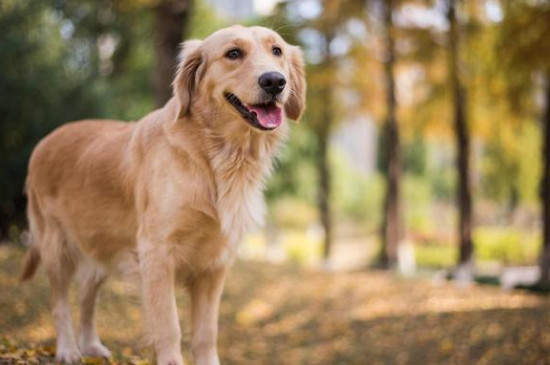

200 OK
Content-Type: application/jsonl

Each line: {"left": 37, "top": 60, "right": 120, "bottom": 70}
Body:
{"left": 21, "top": 25, "right": 306, "bottom": 365}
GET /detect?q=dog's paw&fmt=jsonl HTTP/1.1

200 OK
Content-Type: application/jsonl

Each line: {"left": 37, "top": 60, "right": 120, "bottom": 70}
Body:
{"left": 81, "top": 341, "right": 112, "bottom": 358}
{"left": 55, "top": 346, "right": 82, "bottom": 364}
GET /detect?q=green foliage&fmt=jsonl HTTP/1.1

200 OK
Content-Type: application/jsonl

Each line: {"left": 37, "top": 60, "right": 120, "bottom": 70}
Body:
{"left": 330, "top": 150, "right": 384, "bottom": 227}
{"left": 403, "top": 135, "right": 428, "bottom": 176}
{"left": 428, "top": 156, "right": 455, "bottom": 202}
{"left": 480, "top": 122, "right": 541, "bottom": 205}
{"left": 517, "top": 123, "right": 542, "bottom": 204}
{"left": 378, "top": 131, "right": 428, "bottom": 177}
{"left": 57, "top": 1, "right": 156, "bottom": 121}
{"left": 98, "top": 16, "right": 155, "bottom": 121}
{"left": 415, "top": 244, "right": 456, "bottom": 269}
{"left": 188, "top": 2, "right": 228, "bottom": 39}
{"left": 415, "top": 227, "right": 541, "bottom": 269}
{"left": 266, "top": 122, "right": 319, "bottom": 204}
{"left": 474, "top": 227, "right": 540, "bottom": 265}
{"left": 403, "top": 175, "right": 436, "bottom": 234}
{"left": 0, "top": 0, "right": 103, "bottom": 235}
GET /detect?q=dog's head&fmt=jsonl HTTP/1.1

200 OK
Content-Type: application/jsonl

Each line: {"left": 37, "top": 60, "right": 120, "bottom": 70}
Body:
{"left": 173, "top": 25, "right": 306, "bottom": 131}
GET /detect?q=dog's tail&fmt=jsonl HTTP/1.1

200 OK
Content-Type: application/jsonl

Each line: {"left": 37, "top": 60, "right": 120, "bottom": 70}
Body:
{"left": 20, "top": 245, "right": 41, "bottom": 282}
{"left": 20, "top": 177, "right": 43, "bottom": 282}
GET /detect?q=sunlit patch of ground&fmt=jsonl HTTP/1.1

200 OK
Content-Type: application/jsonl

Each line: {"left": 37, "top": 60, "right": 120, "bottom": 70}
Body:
{"left": 1, "top": 244, "right": 549, "bottom": 364}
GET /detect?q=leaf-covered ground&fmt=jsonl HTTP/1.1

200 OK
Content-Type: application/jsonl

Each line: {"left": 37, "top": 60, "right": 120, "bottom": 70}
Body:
{"left": 1, "top": 244, "right": 550, "bottom": 364}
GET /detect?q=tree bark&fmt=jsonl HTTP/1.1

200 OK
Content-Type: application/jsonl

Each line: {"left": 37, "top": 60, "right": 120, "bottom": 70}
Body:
{"left": 447, "top": 0, "right": 474, "bottom": 268}
{"left": 318, "top": 33, "right": 335, "bottom": 263}
{"left": 318, "top": 97, "right": 332, "bottom": 261}
{"left": 539, "top": 75, "right": 550, "bottom": 285}
{"left": 379, "top": 0, "right": 402, "bottom": 269}
{"left": 153, "top": 0, "right": 192, "bottom": 108}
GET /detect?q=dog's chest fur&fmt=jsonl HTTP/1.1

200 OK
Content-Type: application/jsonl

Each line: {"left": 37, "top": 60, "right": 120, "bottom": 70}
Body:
{"left": 209, "top": 132, "right": 283, "bottom": 249}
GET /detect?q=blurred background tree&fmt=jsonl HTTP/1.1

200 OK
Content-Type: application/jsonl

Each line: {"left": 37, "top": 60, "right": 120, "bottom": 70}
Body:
{"left": 378, "top": 0, "right": 403, "bottom": 269}
{"left": 1, "top": 0, "right": 550, "bottom": 284}
{"left": 152, "top": 0, "right": 192, "bottom": 107}
{"left": 446, "top": 0, "right": 474, "bottom": 277}
{"left": 497, "top": 0, "right": 550, "bottom": 285}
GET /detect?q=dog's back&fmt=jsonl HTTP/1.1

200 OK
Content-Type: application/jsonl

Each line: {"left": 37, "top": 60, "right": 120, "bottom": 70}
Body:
{"left": 22, "top": 120, "right": 137, "bottom": 279}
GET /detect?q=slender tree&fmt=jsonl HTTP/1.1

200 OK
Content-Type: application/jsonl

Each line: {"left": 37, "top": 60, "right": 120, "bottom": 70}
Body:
{"left": 493, "top": 0, "right": 550, "bottom": 284}
{"left": 314, "top": 0, "right": 365, "bottom": 262}
{"left": 318, "top": 31, "right": 335, "bottom": 261}
{"left": 379, "top": 0, "right": 402, "bottom": 268}
{"left": 447, "top": 0, "right": 474, "bottom": 272}
{"left": 539, "top": 77, "right": 550, "bottom": 284}
{"left": 309, "top": 0, "right": 357, "bottom": 263}
{"left": 153, "top": 0, "right": 192, "bottom": 108}
{"left": 270, "top": 0, "right": 381, "bottom": 264}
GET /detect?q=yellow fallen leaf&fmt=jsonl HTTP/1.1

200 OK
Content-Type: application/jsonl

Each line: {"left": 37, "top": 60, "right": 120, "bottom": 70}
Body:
{"left": 23, "top": 349, "right": 36, "bottom": 357}
{"left": 81, "top": 356, "right": 105, "bottom": 365}
{"left": 130, "top": 359, "right": 150, "bottom": 365}
{"left": 439, "top": 338, "right": 453, "bottom": 354}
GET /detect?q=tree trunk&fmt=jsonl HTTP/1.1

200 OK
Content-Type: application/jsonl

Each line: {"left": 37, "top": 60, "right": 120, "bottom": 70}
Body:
{"left": 318, "top": 32, "right": 334, "bottom": 263}
{"left": 318, "top": 97, "right": 332, "bottom": 261}
{"left": 379, "top": 0, "right": 402, "bottom": 269}
{"left": 153, "top": 0, "right": 192, "bottom": 108}
{"left": 539, "top": 76, "right": 550, "bottom": 285}
{"left": 447, "top": 0, "right": 474, "bottom": 270}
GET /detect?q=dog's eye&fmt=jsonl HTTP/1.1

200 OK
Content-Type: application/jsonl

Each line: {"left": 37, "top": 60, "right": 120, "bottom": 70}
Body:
{"left": 272, "top": 46, "right": 282, "bottom": 56}
{"left": 225, "top": 48, "right": 243, "bottom": 60}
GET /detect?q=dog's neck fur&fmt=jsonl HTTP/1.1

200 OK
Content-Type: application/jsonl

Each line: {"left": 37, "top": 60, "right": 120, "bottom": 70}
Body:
{"left": 164, "top": 98, "right": 288, "bottom": 246}
{"left": 206, "top": 123, "right": 288, "bottom": 246}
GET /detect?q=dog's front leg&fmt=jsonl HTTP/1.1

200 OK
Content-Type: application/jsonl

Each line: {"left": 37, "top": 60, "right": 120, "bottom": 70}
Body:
{"left": 189, "top": 267, "right": 227, "bottom": 365}
{"left": 139, "top": 243, "right": 184, "bottom": 365}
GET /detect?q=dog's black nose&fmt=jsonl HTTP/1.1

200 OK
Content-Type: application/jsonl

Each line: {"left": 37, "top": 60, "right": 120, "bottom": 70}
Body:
{"left": 258, "top": 72, "right": 286, "bottom": 95}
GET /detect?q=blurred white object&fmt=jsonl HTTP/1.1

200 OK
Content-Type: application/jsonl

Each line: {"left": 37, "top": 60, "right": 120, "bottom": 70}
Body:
{"left": 432, "top": 270, "right": 448, "bottom": 286}
{"left": 454, "top": 260, "right": 475, "bottom": 287}
{"left": 500, "top": 266, "right": 540, "bottom": 290}
{"left": 397, "top": 240, "right": 416, "bottom": 277}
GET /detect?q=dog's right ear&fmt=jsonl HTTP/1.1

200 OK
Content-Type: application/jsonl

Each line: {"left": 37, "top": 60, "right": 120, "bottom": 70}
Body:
{"left": 284, "top": 46, "right": 307, "bottom": 121}
{"left": 173, "top": 40, "right": 204, "bottom": 120}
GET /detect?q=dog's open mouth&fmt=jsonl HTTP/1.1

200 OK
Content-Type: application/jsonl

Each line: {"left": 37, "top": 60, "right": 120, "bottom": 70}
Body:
{"left": 224, "top": 92, "right": 282, "bottom": 131}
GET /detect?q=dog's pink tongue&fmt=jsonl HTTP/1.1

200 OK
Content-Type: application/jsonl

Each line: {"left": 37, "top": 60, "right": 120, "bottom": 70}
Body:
{"left": 249, "top": 104, "right": 282, "bottom": 129}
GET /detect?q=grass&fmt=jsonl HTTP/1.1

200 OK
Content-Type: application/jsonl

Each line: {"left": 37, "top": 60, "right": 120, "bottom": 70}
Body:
{"left": 1, "top": 244, "right": 550, "bottom": 364}
{"left": 413, "top": 227, "right": 541, "bottom": 270}
{"left": 414, "top": 244, "right": 456, "bottom": 269}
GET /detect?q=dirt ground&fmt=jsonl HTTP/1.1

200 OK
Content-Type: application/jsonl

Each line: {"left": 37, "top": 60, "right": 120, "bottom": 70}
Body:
{"left": 1, "top": 244, "right": 550, "bottom": 364}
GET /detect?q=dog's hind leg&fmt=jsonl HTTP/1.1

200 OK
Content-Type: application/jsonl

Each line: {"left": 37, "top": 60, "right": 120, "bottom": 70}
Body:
{"left": 78, "top": 262, "right": 111, "bottom": 358}
{"left": 41, "top": 225, "right": 81, "bottom": 363}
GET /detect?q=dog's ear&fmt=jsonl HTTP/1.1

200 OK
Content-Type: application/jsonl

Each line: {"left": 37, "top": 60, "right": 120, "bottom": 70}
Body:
{"left": 284, "top": 46, "right": 306, "bottom": 121}
{"left": 173, "top": 40, "right": 204, "bottom": 120}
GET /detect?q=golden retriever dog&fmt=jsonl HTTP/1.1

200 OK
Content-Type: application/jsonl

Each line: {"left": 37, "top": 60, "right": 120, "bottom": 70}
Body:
{"left": 20, "top": 25, "right": 306, "bottom": 365}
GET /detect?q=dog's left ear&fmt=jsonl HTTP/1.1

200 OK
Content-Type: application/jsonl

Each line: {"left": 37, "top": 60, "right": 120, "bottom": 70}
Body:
{"left": 173, "top": 39, "right": 205, "bottom": 120}
{"left": 284, "top": 46, "right": 307, "bottom": 121}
